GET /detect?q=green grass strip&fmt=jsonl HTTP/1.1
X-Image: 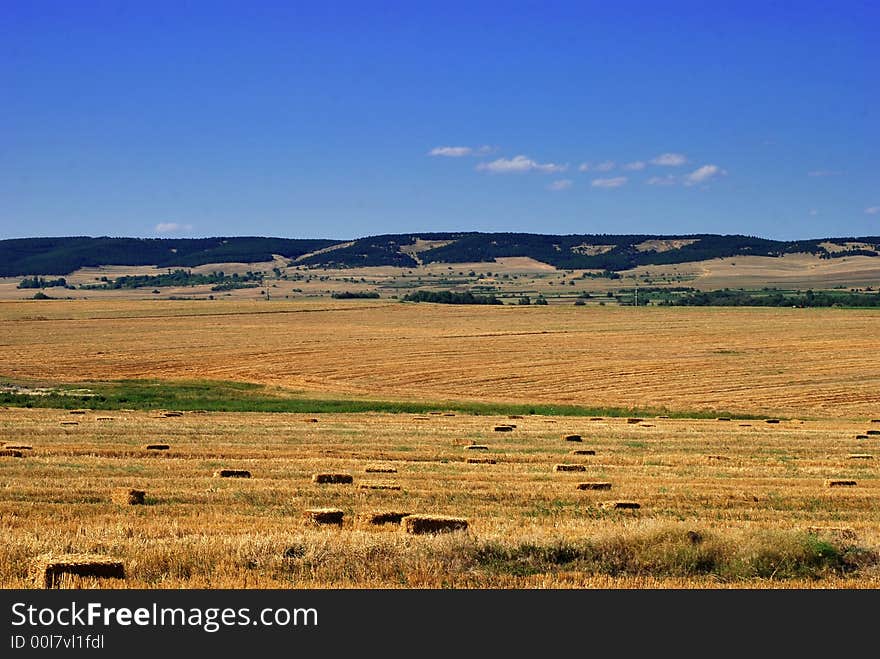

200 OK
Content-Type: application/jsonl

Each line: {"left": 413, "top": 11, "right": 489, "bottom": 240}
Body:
{"left": 0, "top": 377, "right": 766, "bottom": 420}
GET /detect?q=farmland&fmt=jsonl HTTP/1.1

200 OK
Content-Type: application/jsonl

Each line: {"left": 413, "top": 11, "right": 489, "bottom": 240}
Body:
{"left": 1, "top": 299, "right": 878, "bottom": 588}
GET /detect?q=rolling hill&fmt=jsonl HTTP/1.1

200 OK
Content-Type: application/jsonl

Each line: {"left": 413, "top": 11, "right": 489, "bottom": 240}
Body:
{"left": 0, "top": 233, "right": 878, "bottom": 277}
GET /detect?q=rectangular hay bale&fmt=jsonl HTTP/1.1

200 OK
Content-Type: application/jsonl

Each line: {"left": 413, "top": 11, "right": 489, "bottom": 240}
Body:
{"left": 358, "top": 482, "right": 401, "bottom": 490}
{"left": 112, "top": 488, "right": 146, "bottom": 505}
{"left": 304, "top": 508, "right": 344, "bottom": 526}
{"left": 365, "top": 466, "right": 397, "bottom": 473}
{"left": 577, "top": 482, "right": 612, "bottom": 490}
{"left": 34, "top": 554, "right": 125, "bottom": 589}
{"left": 570, "top": 449, "right": 596, "bottom": 455}
{"left": 553, "top": 464, "right": 587, "bottom": 472}
{"left": 467, "top": 457, "right": 497, "bottom": 464}
{"left": 401, "top": 514, "right": 468, "bottom": 535}
{"left": 602, "top": 501, "right": 641, "bottom": 510}
{"left": 214, "top": 469, "right": 251, "bottom": 478}
{"left": 824, "top": 479, "right": 857, "bottom": 487}
{"left": 312, "top": 473, "right": 353, "bottom": 484}
{"left": 563, "top": 434, "right": 582, "bottom": 442}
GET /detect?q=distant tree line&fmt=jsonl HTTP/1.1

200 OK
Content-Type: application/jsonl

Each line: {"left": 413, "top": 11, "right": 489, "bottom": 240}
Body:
{"left": 331, "top": 291, "right": 381, "bottom": 299}
{"left": 402, "top": 290, "right": 503, "bottom": 305}
{"left": 17, "top": 276, "right": 68, "bottom": 289}
{"left": 84, "top": 269, "right": 263, "bottom": 290}
{"left": 671, "top": 289, "right": 880, "bottom": 308}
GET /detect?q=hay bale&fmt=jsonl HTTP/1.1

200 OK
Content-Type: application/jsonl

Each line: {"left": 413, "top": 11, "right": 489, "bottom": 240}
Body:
{"left": 847, "top": 454, "right": 873, "bottom": 460}
{"left": 553, "top": 464, "right": 587, "bottom": 472}
{"left": 590, "top": 417, "right": 604, "bottom": 421}
{"left": 365, "top": 465, "right": 397, "bottom": 473}
{"left": 508, "top": 415, "right": 524, "bottom": 419}
{"left": 162, "top": 411, "right": 183, "bottom": 418}
{"left": 304, "top": 508, "right": 344, "bottom": 527}
{"left": 576, "top": 482, "right": 612, "bottom": 490}
{"left": 640, "top": 424, "right": 654, "bottom": 428}
{"left": 428, "top": 411, "right": 443, "bottom": 415}
{"left": 4, "top": 444, "right": 32, "bottom": 450}
{"left": 467, "top": 457, "right": 497, "bottom": 464}
{"left": 95, "top": 416, "right": 115, "bottom": 421}
{"left": 303, "top": 418, "right": 319, "bottom": 423}
{"left": 739, "top": 423, "right": 752, "bottom": 427}
{"left": 59, "top": 420, "right": 79, "bottom": 426}
{"left": 0, "top": 449, "right": 24, "bottom": 458}
{"left": 570, "top": 449, "right": 596, "bottom": 455}
{"left": 466, "top": 445, "right": 489, "bottom": 451}
{"left": 358, "top": 482, "right": 401, "bottom": 491}
{"left": 717, "top": 417, "right": 731, "bottom": 421}
{"left": 69, "top": 410, "right": 87, "bottom": 415}
{"left": 866, "top": 430, "right": 880, "bottom": 436}
{"left": 33, "top": 554, "right": 125, "bottom": 589}
{"left": 412, "top": 416, "right": 430, "bottom": 421}
{"left": 765, "top": 419, "right": 780, "bottom": 424}
{"left": 602, "top": 501, "right": 641, "bottom": 510}
{"left": 563, "top": 434, "right": 582, "bottom": 442}
{"left": 401, "top": 514, "right": 468, "bottom": 535}
{"left": 855, "top": 435, "right": 869, "bottom": 440}
{"left": 824, "top": 479, "right": 857, "bottom": 487}
{"left": 365, "top": 511, "right": 410, "bottom": 526}
{"left": 111, "top": 488, "right": 145, "bottom": 505}
{"left": 442, "top": 413, "right": 456, "bottom": 417}
{"left": 626, "top": 418, "right": 643, "bottom": 424}
{"left": 494, "top": 425, "right": 514, "bottom": 432}
{"left": 706, "top": 455, "right": 730, "bottom": 461}
{"left": 213, "top": 469, "right": 251, "bottom": 478}
{"left": 144, "top": 443, "right": 170, "bottom": 451}
{"left": 312, "top": 473, "right": 353, "bottom": 484}
{"left": 807, "top": 526, "right": 857, "bottom": 540}
{"left": 871, "top": 419, "right": 880, "bottom": 424}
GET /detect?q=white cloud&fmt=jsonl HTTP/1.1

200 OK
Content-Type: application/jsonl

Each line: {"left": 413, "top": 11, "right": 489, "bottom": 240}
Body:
{"left": 646, "top": 175, "right": 678, "bottom": 186}
{"left": 866, "top": 206, "right": 880, "bottom": 215}
{"left": 578, "top": 162, "right": 592, "bottom": 172}
{"left": 155, "top": 223, "right": 193, "bottom": 233}
{"left": 591, "top": 176, "right": 628, "bottom": 188}
{"left": 429, "top": 145, "right": 497, "bottom": 157}
{"left": 623, "top": 161, "right": 646, "bottom": 171}
{"left": 651, "top": 153, "right": 688, "bottom": 166}
{"left": 807, "top": 169, "right": 842, "bottom": 177}
{"left": 476, "top": 154, "right": 567, "bottom": 174}
{"left": 547, "top": 179, "right": 573, "bottom": 191}
{"left": 684, "top": 164, "right": 726, "bottom": 186}
{"left": 429, "top": 146, "right": 473, "bottom": 157}
{"left": 594, "top": 160, "right": 615, "bottom": 172}
{"left": 809, "top": 209, "right": 819, "bottom": 216}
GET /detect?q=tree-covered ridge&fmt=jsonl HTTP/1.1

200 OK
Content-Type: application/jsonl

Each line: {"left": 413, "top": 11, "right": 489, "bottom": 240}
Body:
{"left": 1, "top": 233, "right": 878, "bottom": 276}
{"left": 0, "top": 237, "right": 340, "bottom": 277}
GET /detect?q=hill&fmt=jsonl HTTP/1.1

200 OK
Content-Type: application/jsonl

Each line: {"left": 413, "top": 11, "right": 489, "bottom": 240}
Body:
{"left": 0, "top": 233, "right": 878, "bottom": 277}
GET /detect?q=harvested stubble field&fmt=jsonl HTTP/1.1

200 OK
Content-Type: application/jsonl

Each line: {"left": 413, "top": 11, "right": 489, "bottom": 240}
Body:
{"left": 0, "top": 299, "right": 878, "bottom": 589}
{"left": 1, "top": 299, "right": 878, "bottom": 418}
{"left": 0, "top": 407, "right": 878, "bottom": 588}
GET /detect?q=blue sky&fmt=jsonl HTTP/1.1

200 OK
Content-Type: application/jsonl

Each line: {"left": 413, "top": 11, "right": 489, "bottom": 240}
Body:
{"left": 1, "top": 1, "right": 877, "bottom": 241}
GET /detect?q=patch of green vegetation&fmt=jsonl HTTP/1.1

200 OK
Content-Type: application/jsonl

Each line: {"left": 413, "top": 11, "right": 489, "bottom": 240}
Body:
{"left": 0, "top": 376, "right": 766, "bottom": 420}
{"left": 470, "top": 528, "right": 876, "bottom": 579}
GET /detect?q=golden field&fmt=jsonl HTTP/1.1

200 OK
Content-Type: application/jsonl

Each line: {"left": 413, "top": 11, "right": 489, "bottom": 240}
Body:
{"left": 1, "top": 299, "right": 878, "bottom": 418}
{"left": 0, "top": 299, "right": 878, "bottom": 588}
{"left": 1, "top": 407, "right": 878, "bottom": 588}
